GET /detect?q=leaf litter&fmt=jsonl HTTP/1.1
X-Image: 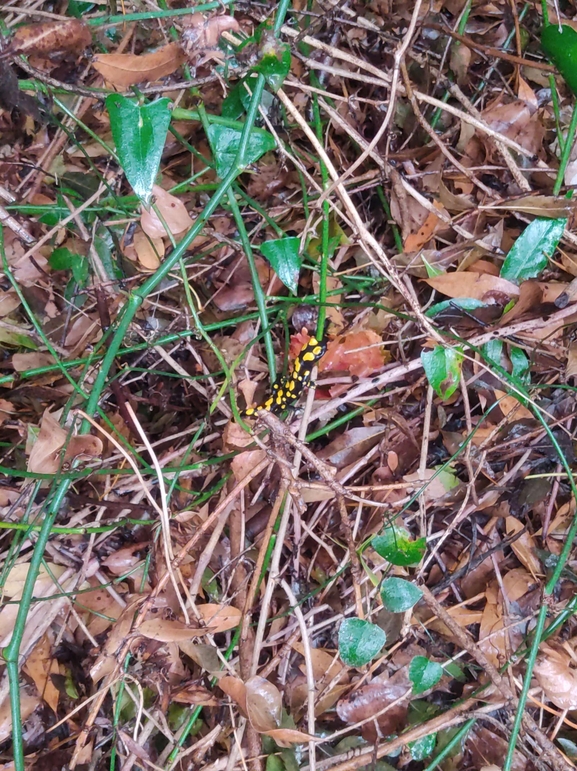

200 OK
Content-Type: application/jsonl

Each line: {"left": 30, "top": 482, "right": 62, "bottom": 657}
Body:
{"left": 2, "top": 2, "right": 577, "bottom": 771}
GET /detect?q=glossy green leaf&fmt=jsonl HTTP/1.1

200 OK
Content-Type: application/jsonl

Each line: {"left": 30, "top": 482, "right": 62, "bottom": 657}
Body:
{"left": 260, "top": 237, "right": 302, "bottom": 293}
{"left": 510, "top": 346, "right": 531, "bottom": 386}
{"left": 426, "top": 298, "right": 486, "bottom": 318}
{"left": 338, "top": 618, "right": 386, "bottom": 667}
{"left": 381, "top": 578, "right": 422, "bottom": 613}
{"left": 222, "top": 83, "right": 246, "bottom": 120}
{"left": 409, "top": 656, "right": 443, "bottom": 695}
{"left": 207, "top": 123, "right": 276, "bottom": 179}
{"left": 542, "top": 24, "right": 577, "bottom": 96}
{"left": 106, "top": 94, "right": 171, "bottom": 206}
{"left": 254, "top": 41, "right": 291, "bottom": 92}
{"left": 372, "top": 525, "right": 426, "bottom": 567}
{"left": 500, "top": 217, "right": 566, "bottom": 284}
{"left": 421, "top": 346, "right": 463, "bottom": 400}
{"left": 481, "top": 339, "right": 504, "bottom": 370}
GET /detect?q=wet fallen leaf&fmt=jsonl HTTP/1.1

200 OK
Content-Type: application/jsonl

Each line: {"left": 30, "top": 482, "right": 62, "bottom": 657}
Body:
{"left": 180, "top": 14, "right": 240, "bottom": 58}
{"left": 12, "top": 351, "right": 55, "bottom": 372}
{"left": 92, "top": 43, "right": 185, "bottom": 89}
{"left": 245, "top": 676, "right": 282, "bottom": 732}
{"left": 24, "top": 633, "right": 60, "bottom": 713}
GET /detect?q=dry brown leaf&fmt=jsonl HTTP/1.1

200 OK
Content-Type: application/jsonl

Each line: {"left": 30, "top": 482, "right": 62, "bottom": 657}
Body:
{"left": 263, "top": 728, "right": 313, "bottom": 746}
{"left": 505, "top": 517, "right": 542, "bottom": 579}
{"left": 319, "top": 329, "right": 389, "bottom": 378}
{"left": 231, "top": 449, "right": 266, "bottom": 483}
{"left": 493, "top": 391, "right": 533, "bottom": 420}
{"left": 138, "top": 618, "right": 208, "bottom": 642}
{"left": 123, "top": 228, "right": 165, "bottom": 271}
{"left": 0, "top": 291, "right": 21, "bottom": 317}
{"left": 12, "top": 351, "right": 55, "bottom": 372}
{"left": 567, "top": 342, "right": 577, "bottom": 378}
{"left": 219, "top": 675, "right": 248, "bottom": 714}
{"left": 172, "top": 683, "right": 220, "bottom": 706}
{"left": 23, "top": 633, "right": 59, "bottom": 713}
{"left": 404, "top": 202, "right": 446, "bottom": 252}
{"left": 195, "top": 604, "right": 242, "bottom": 633}
{"left": 317, "top": 425, "right": 387, "bottom": 469}
{"left": 62, "top": 434, "right": 103, "bottom": 463}
{"left": 245, "top": 676, "right": 282, "bottom": 732}
{"left": 92, "top": 43, "right": 185, "bottom": 89}
{"left": 27, "top": 409, "right": 67, "bottom": 475}
{"left": 102, "top": 542, "right": 149, "bottom": 576}
{"left": 337, "top": 670, "right": 410, "bottom": 741}
{"left": 180, "top": 14, "right": 240, "bottom": 57}
{"left": 481, "top": 195, "right": 575, "bottom": 219}
{"left": 0, "top": 689, "right": 40, "bottom": 743}
{"left": 91, "top": 599, "right": 140, "bottom": 683}
{"left": 424, "top": 272, "right": 519, "bottom": 302}
{"left": 8, "top": 19, "right": 91, "bottom": 58}
{"left": 140, "top": 185, "right": 193, "bottom": 239}
{"left": 534, "top": 645, "right": 577, "bottom": 710}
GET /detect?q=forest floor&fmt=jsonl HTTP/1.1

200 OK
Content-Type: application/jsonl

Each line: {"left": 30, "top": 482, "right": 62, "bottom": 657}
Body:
{"left": 1, "top": 1, "right": 577, "bottom": 770}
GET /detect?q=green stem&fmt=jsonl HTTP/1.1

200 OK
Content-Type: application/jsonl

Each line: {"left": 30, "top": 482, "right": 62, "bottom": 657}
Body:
{"left": 87, "top": 0, "right": 235, "bottom": 26}
{"left": 553, "top": 101, "right": 577, "bottom": 196}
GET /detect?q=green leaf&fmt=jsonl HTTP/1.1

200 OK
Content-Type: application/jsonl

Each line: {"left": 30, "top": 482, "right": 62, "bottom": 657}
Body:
{"left": 0, "top": 328, "right": 37, "bottom": 349}
{"left": 260, "top": 237, "right": 302, "bottom": 293}
{"left": 207, "top": 123, "right": 276, "bottom": 179}
{"left": 408, "top": 656, "right": 443, "bottom": 695}
{"left": 254, "top": 41, "right": 291, "bottom": 92}
{"left": 421, "top": 346, "right": 463, "bottom": 400}
{"left": 409, "top": 734, "right": 436, "bottom": 761}
{"left": 222, "top": 84, "right": 246, "bottom": 120}
{"left": 500, "top": 217, "right": 566, "bottom": 284}
{"left": 510, "top": 346, "right": 531, "bottom": 386}
{"left": 106, "top": 94, "right": 171, "bottom": 206}
{"left": 49, "top": 248, "right": 89, "bottom": 286}
{"left": 381, "top": 578, "right": 422, "bottom": 613}
{"left": 426, "top": 298, "right": 486, "bottom": 318}
{"left": 481, "top": 339, "right": 503, "bottom": 369}
{"left": 542, "top": 24, "right": 577, "bottom": 96}
{"left": 338, "top": 618, "right": 386, "bottom": 667}
{"left": 372, "top": 525, "right": 426, "bottom": 567}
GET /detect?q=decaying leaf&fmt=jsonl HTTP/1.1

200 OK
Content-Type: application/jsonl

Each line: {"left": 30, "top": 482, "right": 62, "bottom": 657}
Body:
{"left": 6, "top": 19, "right": 91, "bottom": 58}
{"left": 245, "top": 676, "right": 282, "bottom": 732}
{"left": 92, "top": 43, "right": 185, "bottom": 89}
{"left": 140, "top": 184, "right": 193, "bottom": 238}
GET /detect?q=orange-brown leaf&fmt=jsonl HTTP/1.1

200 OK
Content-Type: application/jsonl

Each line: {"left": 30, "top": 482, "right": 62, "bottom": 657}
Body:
{"left": 92, "top": 43, "right": 185, "bottom": 88}
{"left": 319, "top": 330, "right": 387, "bottom": 378}
{"left": 424, "top": 272, "right": 520, "bottom": 302}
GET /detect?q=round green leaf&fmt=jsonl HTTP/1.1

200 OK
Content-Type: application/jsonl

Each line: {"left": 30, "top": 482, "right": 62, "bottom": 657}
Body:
{"left": 372, "top": 526, "right": 426, "bottom": 567}
{"left": 421, "top": 346, "right": 463, "bottom": 400}
{"left": 426, "top": 298, "right": 486, "bottom": 318}
{"left": 338, "top": 618, "right": 386, "bottom": 667}
{"left": 408, "top": 656, "right": 443, "bottom": 695}
{"left": 260, "top": 237, "right": 302, "bottom": 294}
{"left": 542, "top": 24, "right": 577, "bottom": 96}
{"left": 380, "top": 578, "right": 422, "bottom": 613}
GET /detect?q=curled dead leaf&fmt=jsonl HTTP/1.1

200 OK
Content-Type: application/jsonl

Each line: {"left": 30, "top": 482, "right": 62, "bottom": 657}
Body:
{"left": 92, "top": 43, "right": 185, "bottom": 89}
{"left": 180, "top": 14, "right": 241, "bottom": 57}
